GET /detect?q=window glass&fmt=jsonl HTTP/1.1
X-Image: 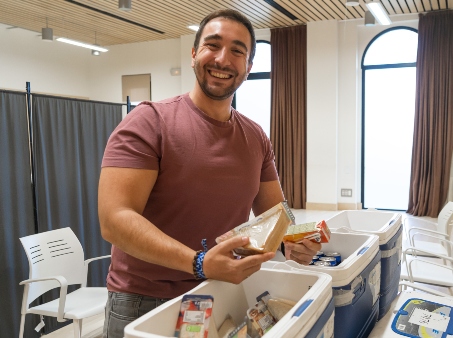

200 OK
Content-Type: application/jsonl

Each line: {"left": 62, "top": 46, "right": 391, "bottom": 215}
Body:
{"left": 236, "top": 41, "right": 271, "bottom": 136}
{"left": 364, "top": 67, "right": 416, "bottom": 209}
{"left": 363, "top": 29, "right": 418, "bottom": 65}
{"left": 250, "top": 42, "right": 271, "bottom": 73}
{"left": 236, "top": 79, "right": 271, "bottom": 137}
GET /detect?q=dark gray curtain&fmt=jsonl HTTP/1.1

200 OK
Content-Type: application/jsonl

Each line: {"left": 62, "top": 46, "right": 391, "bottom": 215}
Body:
{"left": 32, "top": 95, "right": 122, "bottom": 333}
{"left": 0, "top": 90, "right": 39, "bottom": 337}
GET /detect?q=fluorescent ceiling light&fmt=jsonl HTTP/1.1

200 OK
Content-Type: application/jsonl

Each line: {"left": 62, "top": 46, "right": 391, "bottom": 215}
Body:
{"left": 366, "top": 1, "right": 391, "bottom": 25}
{"left": 56, "top": 37, "right": 108, "bottom": 52}
{"left": 187, "top": 25, "right": 199, "bottom": 32}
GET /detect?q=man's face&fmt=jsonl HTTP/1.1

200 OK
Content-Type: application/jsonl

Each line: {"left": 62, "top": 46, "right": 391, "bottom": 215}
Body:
{"left": 191, "top": 18, "right": 253, "bottom": 101}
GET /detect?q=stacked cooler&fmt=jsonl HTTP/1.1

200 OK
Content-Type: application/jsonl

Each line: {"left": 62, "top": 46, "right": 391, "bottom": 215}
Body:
{"left": 326, "top": 210, "right": 402, "bottom": 320}
{"left": 266, "top": 231, "right": 381, "bottom": 338}
{"left": 124, "top": 268, "right": 334, "bottom": 338}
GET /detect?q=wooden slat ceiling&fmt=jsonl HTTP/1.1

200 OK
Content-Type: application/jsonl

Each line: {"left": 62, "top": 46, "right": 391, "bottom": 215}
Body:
{"left": 0, "top": 0, "right": 451, "bottom": 47}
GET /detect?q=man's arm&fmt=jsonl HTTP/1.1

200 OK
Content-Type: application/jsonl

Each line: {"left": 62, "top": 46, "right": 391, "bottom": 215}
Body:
{"left": 98, "top": 167, "right": 195, "bottom": 274}
{"left": 251, "top": 180, "right": 285, "bottom": 216}
{"left": 98, "top": 166, "right": 274, "bottom": 283}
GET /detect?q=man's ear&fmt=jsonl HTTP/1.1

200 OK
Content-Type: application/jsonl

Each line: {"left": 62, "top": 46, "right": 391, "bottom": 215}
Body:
{"left": 191, "top": 47, "right": 196, "bottom": 68}
{"left": 246, "top": 62, "right": 253, "bottom": 77}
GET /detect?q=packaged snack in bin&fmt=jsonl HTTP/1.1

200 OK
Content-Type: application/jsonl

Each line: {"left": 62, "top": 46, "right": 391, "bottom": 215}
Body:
{"left": 283, "top": 220, "right": 331, "bottom": 243}
{"left": 215, "top": 201, "right": 295, "bottom": 256}
{"left": 175, "top": 295, "right": 213, "bottom": 338}
{"left": 246, "top": 298, "right": 276, "bottom": 336}
{"left": 256, "top": 291, "right": 296, "bottom": 321}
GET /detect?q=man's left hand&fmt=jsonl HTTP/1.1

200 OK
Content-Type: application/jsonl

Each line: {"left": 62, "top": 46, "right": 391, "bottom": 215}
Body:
{"left": 283, "top": 239, "right": 322, "bottom": 265}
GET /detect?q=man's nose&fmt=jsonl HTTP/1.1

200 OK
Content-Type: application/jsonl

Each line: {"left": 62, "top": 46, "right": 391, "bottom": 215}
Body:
{"left": 214, "top": 47, "right": 231, "bottom": 66}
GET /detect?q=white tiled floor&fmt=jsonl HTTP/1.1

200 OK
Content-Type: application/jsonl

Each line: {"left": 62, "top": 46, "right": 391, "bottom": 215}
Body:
{"left": 43, "top": 208, "right": 450, "bottom": 338}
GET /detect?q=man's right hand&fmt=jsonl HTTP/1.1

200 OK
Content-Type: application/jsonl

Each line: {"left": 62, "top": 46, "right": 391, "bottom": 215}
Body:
{"left": 202, "top": 236, "right": 275, "bottom": 284}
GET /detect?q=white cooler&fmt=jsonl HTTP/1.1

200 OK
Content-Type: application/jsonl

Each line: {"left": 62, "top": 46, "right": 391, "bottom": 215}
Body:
{"left": 266, "top": 232, "right": 381, "bottom": 338}
{"left": 124, "top": 267, "right": 333, "bottom": 338}
{"left": 326, "top": 210, "right": 402, "bottom": 320}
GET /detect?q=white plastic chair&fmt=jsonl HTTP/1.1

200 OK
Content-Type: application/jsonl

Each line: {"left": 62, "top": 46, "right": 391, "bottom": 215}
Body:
{"left": 400, "top": 245, "right": 453, "bottom": 296}
{"left": 19, "top": 227, "right": 110, "bottom": 338}
{"left": 403, "top": 201, "right": 453, "bottom": 257}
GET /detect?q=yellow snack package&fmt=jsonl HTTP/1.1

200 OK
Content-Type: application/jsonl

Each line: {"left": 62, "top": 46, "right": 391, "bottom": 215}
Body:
{"left": 283, "top": 220, "right": 331, "bottom": 244}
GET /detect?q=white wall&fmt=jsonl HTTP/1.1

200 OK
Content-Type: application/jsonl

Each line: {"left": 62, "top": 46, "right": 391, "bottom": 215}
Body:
{"left": 0, "top": 19, "right": 419, "bottom": 209}
{"left": 0, "top": 23, "right": 90, "bottom": 98}
{"left": 306, "top": 14, "right": 419, "bottom": 210}
{"left": 0, "top": 23, "right": 183, "bottom": 103}
{"left": 180, "top": 34, "right": 196, "bottom": 94}
{"left": 87, "top": 38, "right": 182, "bottom": 103}
{"left": 306, "top": 20, "right": 339, "bottom": 210}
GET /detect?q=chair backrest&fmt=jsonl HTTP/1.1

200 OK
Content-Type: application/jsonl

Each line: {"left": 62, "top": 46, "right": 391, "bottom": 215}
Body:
{"left": 20, "top": 227, "right": 85, "bottom": 306}
{"left": 437, "top": 201, "right": 453, "bottom": 237}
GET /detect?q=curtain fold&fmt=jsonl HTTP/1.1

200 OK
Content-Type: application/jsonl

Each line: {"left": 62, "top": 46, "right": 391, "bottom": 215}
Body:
{"left": 32, "top": 95, "right": 122, "bottom": 332}
{"left": 270, "top": 25, "right": 307, "bottom": 209}
{"left": 0, "top": 90, "right": 39, "bottom": 337}
{"left": 407, "top": 10, "right": 453, "bottom": 217}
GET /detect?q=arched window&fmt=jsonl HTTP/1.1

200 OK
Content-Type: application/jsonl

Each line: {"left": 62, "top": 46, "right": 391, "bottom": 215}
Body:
{"left": 234, "top": 41, "right": 271, "bottom": 136}
{"left": 361, "top": 27, "right": 418, "bottom": 210}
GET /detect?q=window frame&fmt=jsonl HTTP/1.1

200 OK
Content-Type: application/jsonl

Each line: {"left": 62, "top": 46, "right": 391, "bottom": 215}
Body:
{"left": 360, "top": 26, "right": 418, "bottom": 210}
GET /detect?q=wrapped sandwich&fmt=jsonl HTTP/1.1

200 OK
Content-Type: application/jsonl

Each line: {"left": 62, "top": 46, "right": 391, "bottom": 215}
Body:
{"left": 215, "top": 202, "right": 295, "bottom": 256}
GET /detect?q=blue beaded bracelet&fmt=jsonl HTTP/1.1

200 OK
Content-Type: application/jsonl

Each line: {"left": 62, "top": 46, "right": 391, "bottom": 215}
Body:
{"left": 193, "top": 239, "right": 208, "bottom": 280}
{"left": 194, "top": 251, "right": 206, "bottom": 279}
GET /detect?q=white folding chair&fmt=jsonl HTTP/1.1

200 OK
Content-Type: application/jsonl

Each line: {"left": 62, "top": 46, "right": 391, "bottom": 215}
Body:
{"left": 403, "top": 201, "right": 453, "bottom": 257}
{"left": 19, "top": 227, "right": 110, "bottom": 338}
{"left": 400, "top": 245, "right": 453, "bottom": 296}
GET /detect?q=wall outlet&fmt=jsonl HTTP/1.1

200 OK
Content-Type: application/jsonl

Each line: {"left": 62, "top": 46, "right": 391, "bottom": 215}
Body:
{"left": 341, "top": 188, "right": 352, "bottom": 197}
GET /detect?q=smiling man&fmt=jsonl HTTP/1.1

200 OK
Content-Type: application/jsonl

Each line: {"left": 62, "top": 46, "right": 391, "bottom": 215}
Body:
{"left": 98, "top": 9, "right": 320, "bottom": 338}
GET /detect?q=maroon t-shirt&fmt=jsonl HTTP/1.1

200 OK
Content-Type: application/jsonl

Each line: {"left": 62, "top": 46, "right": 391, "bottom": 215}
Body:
{"left": 101, "top": 93, "right": 279, "bottom": 298}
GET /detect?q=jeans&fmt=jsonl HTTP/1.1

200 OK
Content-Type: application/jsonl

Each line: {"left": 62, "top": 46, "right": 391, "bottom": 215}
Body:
{"left": 103, "top": 291, "right": 170, "bottom": 338}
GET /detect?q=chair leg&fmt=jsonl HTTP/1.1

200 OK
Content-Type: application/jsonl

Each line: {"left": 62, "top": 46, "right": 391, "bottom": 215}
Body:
{"left": 73, "top": 319, "right": 82, "bottom": 338}
{"left": 18, "top": 314, "right": 25, "bottom": 338}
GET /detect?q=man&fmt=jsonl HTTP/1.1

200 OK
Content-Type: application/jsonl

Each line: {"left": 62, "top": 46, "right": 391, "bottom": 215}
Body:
{"left": 98, "top": 8, "right": 320, "bottom": 337}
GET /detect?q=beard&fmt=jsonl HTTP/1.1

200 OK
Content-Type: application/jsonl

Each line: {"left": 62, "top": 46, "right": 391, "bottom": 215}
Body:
{"left": 193, "top": 60, "right": 248, "bottom": 101}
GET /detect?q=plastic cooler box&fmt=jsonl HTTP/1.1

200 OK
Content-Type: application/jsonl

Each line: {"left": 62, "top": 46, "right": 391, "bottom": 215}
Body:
{"left": 124, "top": 268, "right": 333, "bottom": 338}
{"left": 326, "top": 210, "right": 402, "bottom": 320}
{"left": 265, "top": 232, "right": 381, "bottom": 338}
{"left": 368, "top": 290, "right": 453, "bottom": 338}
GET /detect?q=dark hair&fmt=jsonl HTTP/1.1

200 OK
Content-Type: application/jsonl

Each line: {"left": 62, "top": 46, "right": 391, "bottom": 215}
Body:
{"left": 193, "top": 9, "right": 256, "bottom": 64}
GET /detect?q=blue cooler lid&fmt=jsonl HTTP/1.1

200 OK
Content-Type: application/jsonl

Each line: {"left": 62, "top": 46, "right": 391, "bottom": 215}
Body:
{"left": 391, "top": 298, "right": 453, "bottom": 337}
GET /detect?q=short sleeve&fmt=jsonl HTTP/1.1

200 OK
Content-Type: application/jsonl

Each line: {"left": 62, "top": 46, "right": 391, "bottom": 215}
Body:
{"left": 259, "top": 129, "right": 279, "bottom": 182}
{"left": 102, "top": 102, "right": 161, "bottom": 170}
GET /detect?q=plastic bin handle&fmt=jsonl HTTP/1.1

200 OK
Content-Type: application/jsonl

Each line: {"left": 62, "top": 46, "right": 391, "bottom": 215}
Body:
{"left": 388, "top": 216, "right": 398, "bottom": 226}
{"left": 293, "top": 299, "right": 313, "bottom": 317}
{"left": 357, "top": 246, "right": 369, "bottom": 255}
